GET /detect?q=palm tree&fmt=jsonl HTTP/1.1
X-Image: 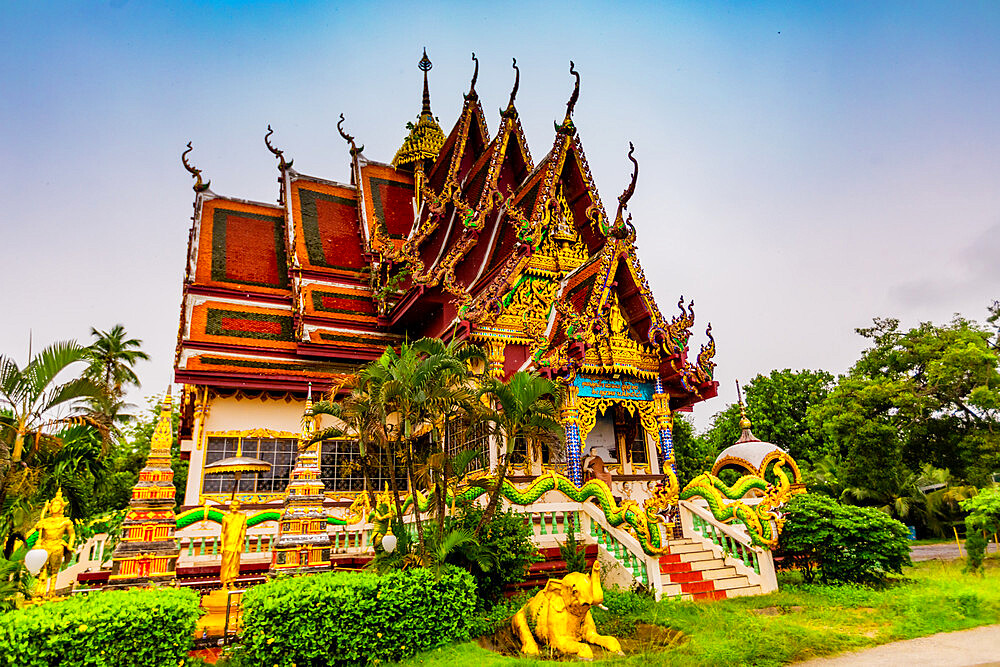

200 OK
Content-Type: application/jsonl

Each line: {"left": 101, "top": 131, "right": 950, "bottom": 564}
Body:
{"left": 0, "top": 341, "right": 101, "bottom": 464}
{"left": 0, "top": 341, "right": 103, "bottom": 552}
{"left": 310, "top": 389, "right": 387, "bottom": 512}
{"left": 361, "top": 338, "right": 484, "bottom": 556}
{"left": 477, "top": 371, "right": 563, "bottom": 531}
{"left": 84, "top": 325, "right": 149, "bottom": 399}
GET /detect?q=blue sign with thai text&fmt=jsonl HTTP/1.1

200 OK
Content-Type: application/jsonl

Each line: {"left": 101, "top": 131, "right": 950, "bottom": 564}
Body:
{"left": 573, "top": 374, "right": 654, "bottom": 401}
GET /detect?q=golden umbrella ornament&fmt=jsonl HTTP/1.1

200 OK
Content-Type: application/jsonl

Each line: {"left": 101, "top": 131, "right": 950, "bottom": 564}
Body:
{"left": 204, "top": 456, "right": 272, "bottom": 501}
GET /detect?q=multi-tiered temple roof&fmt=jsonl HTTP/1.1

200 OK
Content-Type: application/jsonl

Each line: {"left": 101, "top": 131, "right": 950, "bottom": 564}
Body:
{"left": 174, "top": 53, "right": 717, "bottom": 413}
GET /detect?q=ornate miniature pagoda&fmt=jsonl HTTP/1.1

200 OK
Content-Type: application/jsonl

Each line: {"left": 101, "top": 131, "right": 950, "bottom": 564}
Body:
{"left": 108, "top": 389, "right": 180, "bottom": 587}
{"left": 270, "top": 388, "right": 332, "bottom": 573}
{"left": 172, "top": 51, "right": 718, "bottom": 521}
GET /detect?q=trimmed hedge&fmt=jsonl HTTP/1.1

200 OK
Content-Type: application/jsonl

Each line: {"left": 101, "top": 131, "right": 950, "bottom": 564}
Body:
{"left": 0, "top": 587, "right": 201, "bottom": 667}
{"left": 240, "top": 567, "right": 477, "bottom": 666}
{"left": 776, "top": 493, "right": 911, "bottom": 584}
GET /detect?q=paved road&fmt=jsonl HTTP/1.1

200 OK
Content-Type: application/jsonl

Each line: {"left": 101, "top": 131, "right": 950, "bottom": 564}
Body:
{"left": 911, "top": 542, "right": 999, "bottom": 562}
{"left": 793, "top": 624, "right": 1000, "bottom": 666}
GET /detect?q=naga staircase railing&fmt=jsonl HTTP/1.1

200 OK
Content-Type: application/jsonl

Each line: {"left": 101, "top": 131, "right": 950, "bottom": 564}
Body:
{"left": 678, "top": 499, "right": 777, "bottom": 594}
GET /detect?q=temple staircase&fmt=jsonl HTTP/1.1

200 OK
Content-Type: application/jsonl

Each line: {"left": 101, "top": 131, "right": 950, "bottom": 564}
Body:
{"left": 517, "top": 498, "right": 777, "bottom": 601}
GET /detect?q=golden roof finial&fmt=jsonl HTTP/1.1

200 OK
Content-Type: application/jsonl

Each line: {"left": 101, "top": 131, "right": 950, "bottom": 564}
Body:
{"left": 150, "top": 387, "right": 174, "bottom": 455}
{"left": 611, "top": 142, "right": 638, "bottom": 239}
{"left": 466, "top": 52, "right": 479, "bottom": 101}
{"left": 502, "top": 57, "right": 520, "bottom": 117}
{"left": 555, "top": 61, "right": 581, "bottom": 133}
{"left": 337, "top": 114, "right": 364, "bottom": 156}
{"left": 264, "top": 125, "right": 293, "bottom": 171}
{"left": 181, "top": 142, "right": 210, "bottom": 192}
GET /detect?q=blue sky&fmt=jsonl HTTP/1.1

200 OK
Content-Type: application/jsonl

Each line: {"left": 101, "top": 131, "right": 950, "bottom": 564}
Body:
{"left": 2, "top": 1, "right": 999, "bottom": 427}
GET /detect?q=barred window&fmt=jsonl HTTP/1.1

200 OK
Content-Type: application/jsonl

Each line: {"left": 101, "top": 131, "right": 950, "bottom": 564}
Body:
{"left": 319, "top": 440, "right": 406, "bottom": 493}
{"left": 444, "top": 420, "right": 490, "bottom": 473}
{"left": 508, "top": 434, "right": 528, "bottom": 466}
{"left": 203, "top": 436, "right": 297, "bottom": 494}
{"left": 630, "top": 430, "right": 650, "bottom": 466}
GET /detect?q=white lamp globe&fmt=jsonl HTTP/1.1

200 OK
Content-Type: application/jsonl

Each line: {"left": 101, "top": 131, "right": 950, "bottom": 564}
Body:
{"left": 25, "top": 549, "right": 48, "bottom": 576}
{"left": 381, "top": 534, "right": 398, "bottom": 554}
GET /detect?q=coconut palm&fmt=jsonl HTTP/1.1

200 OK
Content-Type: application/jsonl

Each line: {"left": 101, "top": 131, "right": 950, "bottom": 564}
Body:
{"left": 476, "top": 371, "right": 563, "bottom": 531}
{"left": 84, "top": 325, "right": 149, "bottom": 399}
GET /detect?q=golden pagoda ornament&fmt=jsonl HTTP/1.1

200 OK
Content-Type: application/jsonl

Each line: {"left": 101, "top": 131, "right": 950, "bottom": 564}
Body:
{"left": 108, "top": 388, "right": 180, "bottom": 587}
{"left": 270, "top": 386, "right": 332, "bottom": 574}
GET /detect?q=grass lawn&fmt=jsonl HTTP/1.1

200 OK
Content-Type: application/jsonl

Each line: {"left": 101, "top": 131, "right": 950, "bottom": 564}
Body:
{"left": 400, "top": 557, "right": 1000, "bottom": 666}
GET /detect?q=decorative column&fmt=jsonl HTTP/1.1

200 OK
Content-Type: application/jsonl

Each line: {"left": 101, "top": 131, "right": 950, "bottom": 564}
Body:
{"left": 485, "top": 339, "right": 505, "bottom": 379}
{"left": 652, "top": 377, "right": 681, "bottom": 533}
{"left": 561, "top": 384, "right": 584, "bottom": 486}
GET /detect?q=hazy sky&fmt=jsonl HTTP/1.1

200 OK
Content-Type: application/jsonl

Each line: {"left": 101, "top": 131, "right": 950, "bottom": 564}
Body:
{"left": 2, "top": 1, "right": 999, "bottom": 429}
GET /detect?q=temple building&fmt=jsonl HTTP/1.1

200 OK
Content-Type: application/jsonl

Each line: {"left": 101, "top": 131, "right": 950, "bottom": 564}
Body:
{"left": 173, "top": 52, "right": 718, "bottom": 516}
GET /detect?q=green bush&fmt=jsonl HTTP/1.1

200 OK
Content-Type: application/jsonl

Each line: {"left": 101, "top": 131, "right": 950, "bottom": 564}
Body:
{"left": 961, "top": 486, "right": 1000, "bottom": 573}
{"left": 0, "top": 586, "right": 200, "bottom": 667}
{"left": 776, "top": 493, "right": 911, "bottom": 584}
{"left": 448, "top": 507, "right": 540, "bottom": 605}
{"left": 240, "top": 566, "right": 477, "bottom": 666}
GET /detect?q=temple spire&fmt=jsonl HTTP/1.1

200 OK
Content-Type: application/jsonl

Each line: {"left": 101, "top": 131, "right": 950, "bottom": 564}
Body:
{"left": 419, "top": 48, "right": 433, "bottom": 116}
{"left": 735, "top": 380, "right": 759, "bottom": 443}
{"left": 181, "top": 142, "right": 210, "bottom": 193}
{"left": 555, "top": 61, "right": 581, "bottom": 134}
{"left": 611, "top": 142, "right": 638, "bottom": 239}
{"left": 392, "top": 49, "right": 445, "bottom": 170}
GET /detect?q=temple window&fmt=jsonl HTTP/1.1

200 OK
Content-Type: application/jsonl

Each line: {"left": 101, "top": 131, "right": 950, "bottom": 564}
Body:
{"left": 444, "top": 419, "right": 489, "bottom": 472}
{"left": 319, "top": 439, "right": 406, "bottom": 493}
{"left": 508, "top": 434, "right": 528, "bottom": 466}
{"left": 203, "top": 436, "right": 296, "bottom": 494}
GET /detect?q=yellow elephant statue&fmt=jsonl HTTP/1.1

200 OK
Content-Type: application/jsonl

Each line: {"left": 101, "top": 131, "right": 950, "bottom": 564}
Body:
{"left": 512, "top": 561, "right": 623, "bottom": 660}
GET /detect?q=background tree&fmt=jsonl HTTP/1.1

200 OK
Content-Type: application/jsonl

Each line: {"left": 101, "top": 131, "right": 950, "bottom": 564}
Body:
{"left": 670, "top": 414, "right": 715, "bottom": 487}
{"left": 701, "top": 369, "right": 834, "bottom": 466}
{"left": 810, "top": 314, "right": 1000, "bottom": 488}
{"left": 83, "top": 325, "right": 149, "bottom": 439}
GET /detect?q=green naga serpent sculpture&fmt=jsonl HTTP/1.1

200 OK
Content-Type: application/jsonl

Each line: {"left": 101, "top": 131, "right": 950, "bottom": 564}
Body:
{"left": 678, "top": 459, "right": 799, "bottom": 549}
{"left": 173, "top": 461, "right": 798, "bottom": 555}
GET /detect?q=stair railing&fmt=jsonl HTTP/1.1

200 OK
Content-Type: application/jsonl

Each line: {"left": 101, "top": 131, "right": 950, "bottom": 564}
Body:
{"left": 577, "top": 503, "right": 665, "bottom": 599}
{"left": 678, "top": 499, "right": 777, "bottom": 593}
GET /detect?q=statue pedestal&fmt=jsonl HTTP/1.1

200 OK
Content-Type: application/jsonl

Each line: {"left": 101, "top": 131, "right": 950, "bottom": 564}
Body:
{"left": 195, "top": 588, "right": 243, "bottom": 639}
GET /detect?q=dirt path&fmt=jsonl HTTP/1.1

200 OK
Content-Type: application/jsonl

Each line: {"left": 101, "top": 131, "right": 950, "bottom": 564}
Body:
{"left": 792, "top": 624, "right": 1000, "bottom": 666}
{"left": 911, "top": 542, "right": 999, "bottom": 562}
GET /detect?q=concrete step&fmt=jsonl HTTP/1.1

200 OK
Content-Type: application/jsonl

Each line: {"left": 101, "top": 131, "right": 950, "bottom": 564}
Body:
{"left": 666, "top": 542, "right": 707, "bottom": 554}
{"left": 712, "top": 575, "right": 751, "bottom": 590}
{"left": 660, "top": 556, "right": 727, "bottom": 574}
{"left": 725, "top": 585, "right": 763, "bottom": 598}
{"left": 679, "top": 550, "right": 719, "bottom": 563}
{"left": 698, "top": 566, "right": 738, "bottom": 580}
{"left": 660, "top": 582, "right": 683, "bottom": 598}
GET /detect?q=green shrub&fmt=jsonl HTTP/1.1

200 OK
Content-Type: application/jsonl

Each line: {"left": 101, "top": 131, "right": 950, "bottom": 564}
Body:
{"left": 240, "top": 566, "right": 477, "bottom": 666}
{"left": 776, "top": 493, "right": 911, "bottom": 584}
{"left": 558, "top": 526, "right": 588, "bottom": 574}
{"left": 448, "top": 507, "right": 540, "bottom": 605}
{"left": 961, "top": 486, "right": 1000, "bottom": 573}
{"left": 0, "top": 586, "right": 200, "bottom": 667}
